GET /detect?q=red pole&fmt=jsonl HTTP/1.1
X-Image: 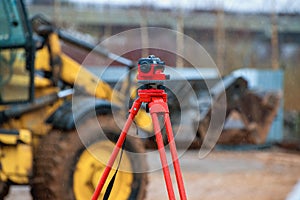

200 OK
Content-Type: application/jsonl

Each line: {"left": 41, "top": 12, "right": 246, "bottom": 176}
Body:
{"left": 165, "top": 113, "right": 187, "bottom": 200}
{"left": 151, "top": 112, "right": 176, "bottom": 200}
{"left": 91, "top": 99, "right": 141, "bottom": 200}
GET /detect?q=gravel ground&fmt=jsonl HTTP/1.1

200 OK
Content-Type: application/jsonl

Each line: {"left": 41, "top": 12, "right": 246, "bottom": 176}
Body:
{"left": 5, "top": 148, "right": 300, "bottom": 200}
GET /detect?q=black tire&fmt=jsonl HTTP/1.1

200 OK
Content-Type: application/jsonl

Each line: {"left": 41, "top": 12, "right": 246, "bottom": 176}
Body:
{"left": 30, "top": 114, "right": 148, "bottom": 200}
{"left": 0, "top": 181, "right": 9, "bottom": 199}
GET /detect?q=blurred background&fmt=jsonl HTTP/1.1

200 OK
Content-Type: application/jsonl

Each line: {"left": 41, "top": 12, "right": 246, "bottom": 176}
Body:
{"left": 24, "top": 0, "right": 300, "bottom": 141}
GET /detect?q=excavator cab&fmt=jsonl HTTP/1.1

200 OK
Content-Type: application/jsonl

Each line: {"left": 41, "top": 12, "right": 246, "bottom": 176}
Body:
{"left": 0, "top": 0, "right": 34, "bottom": 104}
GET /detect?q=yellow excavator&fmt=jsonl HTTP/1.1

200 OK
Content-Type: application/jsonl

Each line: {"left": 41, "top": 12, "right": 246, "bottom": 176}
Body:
{"left": 0, "top": 0, "right": 149, "bottom": 199}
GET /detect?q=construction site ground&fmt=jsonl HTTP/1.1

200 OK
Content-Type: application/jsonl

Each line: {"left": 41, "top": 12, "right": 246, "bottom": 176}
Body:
{"left": 6, "top": 147, "right": 300, "bottom": 200}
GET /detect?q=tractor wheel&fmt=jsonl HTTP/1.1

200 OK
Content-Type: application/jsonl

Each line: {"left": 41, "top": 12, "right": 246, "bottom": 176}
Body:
{"left": 0, "top": 181, "right": 9, "bottom": 199}
{"left": 30, "top": 114, "right": 148, "bottom": 200}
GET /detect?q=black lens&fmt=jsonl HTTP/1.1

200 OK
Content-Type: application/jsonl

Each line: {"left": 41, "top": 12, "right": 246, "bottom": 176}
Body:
{"left": 140, "top": 61, "right": 151, "bottom": 73}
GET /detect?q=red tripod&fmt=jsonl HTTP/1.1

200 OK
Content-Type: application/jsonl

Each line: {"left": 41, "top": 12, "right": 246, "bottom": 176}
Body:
{"left": 92, "top": 87, "right": 187, "bottom": 200}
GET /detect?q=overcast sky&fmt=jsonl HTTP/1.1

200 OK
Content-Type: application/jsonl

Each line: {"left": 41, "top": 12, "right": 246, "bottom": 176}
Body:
{"left": 67, "top": 0, "right": 300, "bottom": 13}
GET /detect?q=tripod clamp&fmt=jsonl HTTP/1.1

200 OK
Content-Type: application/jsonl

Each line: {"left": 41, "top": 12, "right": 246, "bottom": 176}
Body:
{"left": 92, "top": 56, "right": 187, "bottom": 200}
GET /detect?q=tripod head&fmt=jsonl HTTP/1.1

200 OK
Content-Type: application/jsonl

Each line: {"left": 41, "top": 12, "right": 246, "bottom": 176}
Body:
{"left": 137, "top": 55, "right": 170, "bottom": 86}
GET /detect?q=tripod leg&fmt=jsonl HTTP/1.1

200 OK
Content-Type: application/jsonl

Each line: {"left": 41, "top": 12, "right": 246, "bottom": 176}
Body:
{"left": 164, "top": 113, "right": 187, "bottom": 200}
{"left": 92, "top": 99, "right": 142, "bottom": 200}
{"left": 151, "top": 112, "right": 176, "bottom": 200}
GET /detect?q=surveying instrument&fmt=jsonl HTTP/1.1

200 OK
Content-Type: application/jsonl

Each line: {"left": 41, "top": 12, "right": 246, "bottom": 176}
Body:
{"left": 92, "top": 55, "right": 187, "bottom": 200}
